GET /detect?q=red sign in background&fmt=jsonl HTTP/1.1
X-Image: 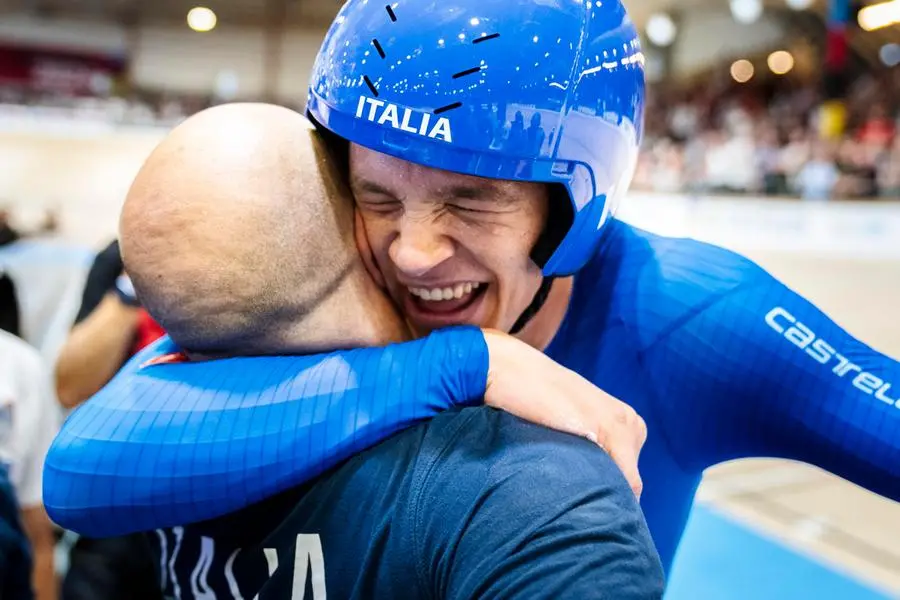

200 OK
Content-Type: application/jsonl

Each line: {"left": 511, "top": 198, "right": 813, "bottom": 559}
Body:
{"left": 0, "top": 43, "right": 128, "bottom": 95}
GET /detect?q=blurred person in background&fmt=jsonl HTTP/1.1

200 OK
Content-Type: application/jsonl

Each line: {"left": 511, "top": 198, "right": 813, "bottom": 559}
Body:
{"left": 877, "top": 137, "right": 900, "bottom": 198}
{"left": 0, "top": 269, "right": 59, "bottom": 600}
{"left": 779, "top": 126, "right": 812, "bottom": 193}
{"left": 795, "top": 143, "right": 841, "bottom": 202}
{"left": 703, "top": 127, "right": 759, "bottom": 194}
{"left": 0, "top": 467, "right": 34, "bottom": 600}
{"left": 837, "top": 137, "right": 879, "bottom": 199}
{"left": 52, "top": 239, "right": 163, "bottom": 600}
{"left": 857, "top": 102, "right": 896, "bottom": 149}
{"left": 0, "top": 270, "right": 21, "bottom": 340}
{"left": 649, "top": 139, "right": 684, "bottom": 194}
{"left": 54, "top": 240, "right": 164, "bottom": 410}
{"left": 756, "top": 125, "right": 788, "bottom": 196}
{"left": 0, "top": 210, "right": 20, "bottom": 248}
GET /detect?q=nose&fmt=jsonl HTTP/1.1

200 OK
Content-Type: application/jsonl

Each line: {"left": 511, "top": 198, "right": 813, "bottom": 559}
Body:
{"left": 389, "top": 216, "right": 454, "bottom": 278}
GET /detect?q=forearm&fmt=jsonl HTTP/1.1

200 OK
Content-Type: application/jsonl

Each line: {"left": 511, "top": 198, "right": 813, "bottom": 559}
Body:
{"left": 31, "top": 547, "right": 56, "bottom": 600}
{"left": 21, "top": 506, "right": 57, "bottom": 600}
{"left": 54, "top": 295, "right": 140, "bottom": 409}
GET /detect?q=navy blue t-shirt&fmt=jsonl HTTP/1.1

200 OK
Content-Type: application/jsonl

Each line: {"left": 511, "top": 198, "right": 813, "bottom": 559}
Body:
{"left": 152, "top": 407, "right": 664, "bottom": 599}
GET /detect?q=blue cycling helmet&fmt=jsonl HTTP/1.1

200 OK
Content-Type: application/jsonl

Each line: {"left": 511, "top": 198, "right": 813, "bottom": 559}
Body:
{"left": 307, "top": 0, "right": 645, "bottom": 276}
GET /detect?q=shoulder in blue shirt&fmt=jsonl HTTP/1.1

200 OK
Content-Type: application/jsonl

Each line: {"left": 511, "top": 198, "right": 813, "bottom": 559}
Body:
{"left": 154, "top": 406, "right": 664, "bottom": 600}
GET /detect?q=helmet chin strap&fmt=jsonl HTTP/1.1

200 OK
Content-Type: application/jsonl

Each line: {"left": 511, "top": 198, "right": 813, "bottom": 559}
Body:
{"left": 509, "top": 276, "right": 555, "bottom": 335}
{"left": 509, "top": 183, "right": 572, "bottom": 335}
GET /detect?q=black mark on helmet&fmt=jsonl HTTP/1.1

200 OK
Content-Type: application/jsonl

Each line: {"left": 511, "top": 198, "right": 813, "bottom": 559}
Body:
{"left": 434, "top": 102, "right": 462, "bottom": 114}
{"left": 372, "top": 39, "right": 386, "bottom": 58}
{"left": 452, "top": 66, "right": 482, "bottom": 79}
{"left": 364, "top": 75, "right": 379, "bottom": 96}
{"left": 472, "top": 33, "right": 500, "bottom": 44}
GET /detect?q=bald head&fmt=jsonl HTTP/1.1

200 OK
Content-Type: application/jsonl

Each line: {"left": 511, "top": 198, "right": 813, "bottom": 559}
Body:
{"left": 120, "top": 103, "right": 404, "bottom": 355}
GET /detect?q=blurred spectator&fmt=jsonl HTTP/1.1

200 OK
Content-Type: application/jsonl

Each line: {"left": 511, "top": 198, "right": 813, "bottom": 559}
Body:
{"left": 52, "top": 239, "right": 162, "bottom": 600}
{"left": 757, "top": 126, "right": 787, "bottom": 195}
{"left": 795, "top": 144, "right": 841, "bottom": 201}
{"left": 780, "top": 128, "right": 812, "bottom": 191}
{"left": 0, "top": 466, "right": 34, "bottom": 600}
{"left": 0, "top": 271, "right": 20, "bottom": 340}
{"left": 877, "top": 137, "right": 900, "bottom": 197}
{"left": 0, "top": 211, "right": 20, "bottom": 247}
{"left": 857, "top": 103, "right": 896, "bottom": 149}
{"left": 0, "top": 317, "right": 60, "bottom": 599}
{"left": 54, "top": 242, "right": 165, "bottom": 407}
{"left": 837, "top": 138, "right": 879, "bottom": 198}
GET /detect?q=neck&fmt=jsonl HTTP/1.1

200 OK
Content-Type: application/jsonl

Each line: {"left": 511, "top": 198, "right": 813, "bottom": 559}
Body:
{"left": 514, "top": 276, "right": 573, "bottom": 351}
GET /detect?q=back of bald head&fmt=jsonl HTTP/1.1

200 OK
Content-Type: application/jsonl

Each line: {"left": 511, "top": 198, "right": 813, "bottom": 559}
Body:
{"left": 120, "top": 103, "right": 359, "bottom": 354}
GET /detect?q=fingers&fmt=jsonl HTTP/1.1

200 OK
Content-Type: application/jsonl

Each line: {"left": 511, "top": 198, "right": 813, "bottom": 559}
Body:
{"left": 606, "top": 438, "right": 644, "bottom": 499}
{"left": 593, "top": 406, "right": 646, "bottom": 499}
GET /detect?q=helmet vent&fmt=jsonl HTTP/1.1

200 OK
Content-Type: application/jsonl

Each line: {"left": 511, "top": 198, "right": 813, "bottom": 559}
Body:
{"left": 363, "top": 75, "right": 379, "bottom": 97}
{"left": 452, "top": 66, "right": 482, "bottom": 79}
{"left": 433, "top": 102, "right": 462, "bottom": 114}
{"left": 472, "top": 33, "right": 500, "bottom": 44}
{"left": 371, "top": 39, "right": 386, "bottom": 58}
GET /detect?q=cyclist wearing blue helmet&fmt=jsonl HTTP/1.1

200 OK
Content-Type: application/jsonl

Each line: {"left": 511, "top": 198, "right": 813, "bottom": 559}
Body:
{"left": 46, "top": 0, "right": 900, "bottom": 577}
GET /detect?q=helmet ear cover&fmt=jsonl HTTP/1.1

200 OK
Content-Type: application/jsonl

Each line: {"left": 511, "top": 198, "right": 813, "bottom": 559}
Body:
{"left": 531, "top": 183, "right": 574, "bottom": 270}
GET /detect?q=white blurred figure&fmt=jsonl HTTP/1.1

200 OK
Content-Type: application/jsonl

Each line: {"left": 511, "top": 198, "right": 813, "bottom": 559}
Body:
{"left": 0, "top": 327, "right": 60, "bottom": 600}
{"left": 668, "top": 101, "right": 700, "bottom": 140}
{"left": 756, "top": 126, "right": 787, "bottom": 195}
{"left": 651, "top": 139, "right": 685, "bottom": 193}
{"left": 795, "top": 144, "right": 841, "bottom": 201}
{"left": 705, "top": 123, "right": 758, "bottom": 194}
{"left": 876, "top": 136, "right": 900, "bottom": 198}
{"left": 780, "top": 127, "right": 812, "bottom": 189}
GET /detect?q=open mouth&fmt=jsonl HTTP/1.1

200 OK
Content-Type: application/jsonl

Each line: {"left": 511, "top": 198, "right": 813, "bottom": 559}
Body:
{"left": 403, "top": 282, "right": 489, "bottom": 326}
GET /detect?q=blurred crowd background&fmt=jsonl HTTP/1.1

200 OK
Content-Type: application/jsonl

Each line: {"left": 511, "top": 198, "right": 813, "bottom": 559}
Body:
{"left": 636, "top": 69, "right": 900, "bottom": 199}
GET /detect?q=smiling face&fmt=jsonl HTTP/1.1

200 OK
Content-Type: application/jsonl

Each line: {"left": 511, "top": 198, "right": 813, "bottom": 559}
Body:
{"left": 349, "top": 143, "right": 548, "bottom": 336}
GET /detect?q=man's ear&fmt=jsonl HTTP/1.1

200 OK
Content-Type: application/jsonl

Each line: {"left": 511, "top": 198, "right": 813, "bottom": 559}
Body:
{"left": 353, "top": 209, "right": 386, "bottom": 290}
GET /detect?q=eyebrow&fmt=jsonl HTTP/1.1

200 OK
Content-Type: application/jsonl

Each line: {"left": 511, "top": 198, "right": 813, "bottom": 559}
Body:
{"left": 441, "top": 184, "right": 496, "bottom": 200}
{"left": 350, "top": 179, "right": 396, "bottom": 197}
{"left": 350, "top": 178, "right": 511, "bottom": 203}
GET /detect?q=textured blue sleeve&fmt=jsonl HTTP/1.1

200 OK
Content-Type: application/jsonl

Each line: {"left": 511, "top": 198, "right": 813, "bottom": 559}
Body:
{"left": 43, "top": 326, "right": 488, "bottom": 538}
{"left": 635, "top": 238, "right": 900, "bottom": 498}
{"left": 413, "top": 409, "right": 665, "bottom": 599}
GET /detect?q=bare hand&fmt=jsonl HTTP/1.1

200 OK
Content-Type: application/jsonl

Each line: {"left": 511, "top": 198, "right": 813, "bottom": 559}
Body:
{"left": 481, "top": 329, "right": 647, "bottom": 498}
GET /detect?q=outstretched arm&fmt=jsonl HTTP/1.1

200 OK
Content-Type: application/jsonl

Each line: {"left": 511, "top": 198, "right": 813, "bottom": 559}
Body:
{"left": 640, "top": 241, "right": 900, "bottom": 500}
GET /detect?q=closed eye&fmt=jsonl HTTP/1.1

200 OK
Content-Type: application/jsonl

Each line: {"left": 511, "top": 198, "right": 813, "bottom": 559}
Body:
{"left": 449, "top": 203, "right": 491, "bottom": 214}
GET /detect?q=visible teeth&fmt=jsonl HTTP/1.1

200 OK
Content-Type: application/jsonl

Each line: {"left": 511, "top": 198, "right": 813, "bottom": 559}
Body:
{"left": 409, "top": 283, "right": 482, "bottom": 302}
